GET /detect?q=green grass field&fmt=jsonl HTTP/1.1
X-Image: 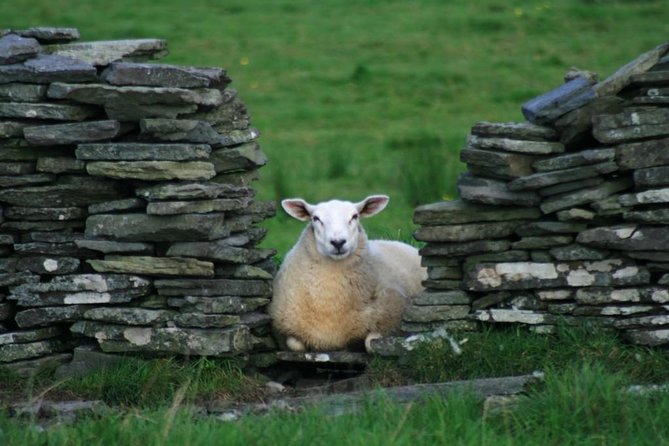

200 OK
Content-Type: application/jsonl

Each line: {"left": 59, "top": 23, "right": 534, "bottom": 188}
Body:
{"left": 2, "top": 0, "right": 668, "bottom": 254}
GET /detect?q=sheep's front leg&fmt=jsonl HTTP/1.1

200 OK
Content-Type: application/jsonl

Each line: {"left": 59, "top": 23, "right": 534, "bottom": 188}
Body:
{"left": 286, "top": 336, "right": 306, "bottom": 352}
{"left": 364, "top": 332, "right": 382, "bottom": 352}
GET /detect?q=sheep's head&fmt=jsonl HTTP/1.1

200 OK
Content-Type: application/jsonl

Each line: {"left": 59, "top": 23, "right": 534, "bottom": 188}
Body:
{"left": 282, "top": 195, "right": 389, "bottom": 260}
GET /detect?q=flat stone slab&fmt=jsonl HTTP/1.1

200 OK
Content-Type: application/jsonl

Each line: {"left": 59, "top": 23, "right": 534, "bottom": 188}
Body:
{"left": 15, "top": 256, "right": 80, "bottom": 275}
{"left": 88, "top": 198, "right": 145, "bottom": 214}
{"left": 74, "top": 240, "right": 154, "bottom": 255}
{"left": 617, "top": 137, "right": 669, "bottom": 170}
{"left": 594, "top": 41, "right": 669, "bottom": 96}
{"left": 554, "top": 96, "right": 624, "bottom": 146}
{"left": 522, "top": 76, "right": 596, "bottom": 125}
{"left": 166, "top": 239, "right": 255, "bottom": 263}
{"left": 460, "top": 147, "right": 537, "bottom": 179}
{"left": 174, "top": 313, "right": 240, "bottom": 329}
{"left": 139, "top": 119, "right": 224, "bottom": 145}
{"left": 101, "top": 62, "right": 230, "bottom": 88}
{"left": 77, "top": 142, "right": 211, "bottom": 161}
{"left": 540, "top": 178, "right": 632, "bottom": 214}
{"left": 464, "top": 259, "right": 648, "bottom": 291}
{"left": 36, "top": 157, "right": 86, "bottom": 174}
{"left": 83, "top": 307, "right": 177, "bottom": 325}
{"left": 154, "top": 278, "right": 272, "bottom": 297}
{"left": 146, "top": 197, "right": 250, "bottom": 215}
{"left": 168, "top": 295, "right": 269, "bottom": 314}
{"left": 470, "top": 121, "right": 558, "bottom": 141}
{"left": 24, "top": 120, "right": 124, "bottom": 145}
{"left": 0, "top": 102, "right": 99, "bottom": 121}
{"left": 508, "top": 161, "right": 617, "bottom": 191}
{"left": 414, "top": 199, "right": 540, "bottom": 225}
{"left": 12, "top": 27, "right": 80, "bottom": 43}
{"left": 512, "top": 235, "right": 573, "bottom": 249}
{"left": 47, "top": 82, "right": 223, "bottom": 107}
{"left": 404, "top": 304, "right": 470, "bottom": 322}
{"left": 0, "top": 54, "right": 97, "bottom": 84}
{"left": 538, "top": 177, "right": 604, "bottom": 197}
{"left": 593, "top": 107, "right": 669, "bottom": 143}
{"left": 620, "top": 187, "right": 669, "bottom": 206}
{"left": 0, "top": 326, "right": 65, "bottom": 346}
{"left": 0, "top": 176, "right": 125, "bottom": 207}
{"left": 43, "top": 39, "right": 168, "bottom": 65}
{"left": 531, "top": 148, "right": 615, "bottom": 172}
{"left": 71, "top": 321, "right": 252, "bottom": 356}
{"left": 15, "top": 306, "right": 86, "bottom": 328}
{"left": 275, "top": 351, "right": 370, "bottom": 365}
{"left": 420, "top": 240, "right": 511, "bottom": 257}
{"left": 624, "top": 209, "right": 669, "bottom": 224}
{"left": 466, "top": 134, "right": 564, "bottom": 155}
{"left": 634, "top": 166, "right": 669, "bottom": 188}
{"left": 135, "top": 182, "right": 252, "bottom": 201}
{"left": 577, "top": 225, "right": 669, "bottom": 251}
{"left": 86, "top": 213, "right": 230, "bottom": 242}
{"left": 626, "top": 329, "right": 669, "bottom": 346}
{"left": 412, "top": 290, "right": 471, "bottom": 306}
{"left": 474, "top": 309, "right": 552, "bottom": 325}
{"left": 0, "top": 33, "right": 40, "bottom": 64}
{"left": 457, "top": 174, "right": 541, "bottom": 207}
{"left": 210, "top": 143, "right": 267, "bottom": 173}
{"left": 87, "top": 256, "right": 214, "bottom": 277}
{"left": 0, "top": 120, "right": 32, "bottom": 137}
{"left": 549, "top": 244, "right": 609, "bottom": 261}
{"left": 574, "top": 287, "right": 669, "bottom": 305}
{"left": 0, "top": 338, "right": 72, "bottom": 362}
{"left": 414, "top": 221, "right": 520, "bottom": 242}
{"left": 86, "top": 161, "right": 216, "bottom": 181}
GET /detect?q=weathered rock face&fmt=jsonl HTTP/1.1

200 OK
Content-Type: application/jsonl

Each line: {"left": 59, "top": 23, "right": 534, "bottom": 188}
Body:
{"left": 0, "top": 28, "right": 276, "bottom": 368}
{"left": 412, "top": 41, "right": 669, "bottom": 347}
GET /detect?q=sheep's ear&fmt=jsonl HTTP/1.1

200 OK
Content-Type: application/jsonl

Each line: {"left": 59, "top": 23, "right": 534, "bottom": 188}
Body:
{"left": 356, "top": 195, "right": 389, "bottom": 218}
{"left": 281, "top": 199, "right": 314, "bottom": 221}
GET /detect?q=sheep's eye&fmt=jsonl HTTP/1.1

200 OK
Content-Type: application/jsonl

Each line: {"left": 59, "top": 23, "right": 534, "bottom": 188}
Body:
{"left": 312, "top": 216, "right": 321, "bottom": 224}
{"left": 350, "top": 214, "right": 359, "bottom": 223}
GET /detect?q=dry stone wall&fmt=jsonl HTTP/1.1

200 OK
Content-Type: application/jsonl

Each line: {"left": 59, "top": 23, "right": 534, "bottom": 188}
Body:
{"left": 411, "top": 42, "right": 669, "bottom": 347}
{"left": 0, "top": 28, "right": 276, "bottom": 372}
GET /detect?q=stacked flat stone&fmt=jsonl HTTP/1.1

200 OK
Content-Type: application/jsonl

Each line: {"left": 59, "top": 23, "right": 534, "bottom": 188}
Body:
{"left": 0, "top": 28, "right": 275, "bottom": 372}
{"left": 411, "top": 41, "right": 669, "bottom": 346}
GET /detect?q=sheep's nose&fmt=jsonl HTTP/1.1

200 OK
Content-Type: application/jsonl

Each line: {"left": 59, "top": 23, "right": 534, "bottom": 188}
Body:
{"left": 330, "top": 239, "right": 346, "bottom": 251}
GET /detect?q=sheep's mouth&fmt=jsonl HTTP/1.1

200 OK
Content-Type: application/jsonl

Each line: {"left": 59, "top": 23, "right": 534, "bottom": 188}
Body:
{"left": 329, "top": 249, "right": 350, "bottom": 260}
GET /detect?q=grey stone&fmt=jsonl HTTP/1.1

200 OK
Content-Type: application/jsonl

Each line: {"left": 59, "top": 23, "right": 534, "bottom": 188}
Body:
{"left": 71, "top": 322, "right": 252, "bottom": 356}
{"left": 522, "top": 76, "right": 596, "bottom": 125}
{"left": 577, "top": 225, "right": 669, "bottom": 251}
{"left": 590, "top": 195, "right": 630, "bottom": 216}
{"left": 15, "top": 306, "right": 86, "bottom": 328}
{"left": 538, "top": 177, "right": 604, "bottom": 197}
{"left": 414, "top": 199, "right": 540, "bottom": 225}
{"left": 166, "top": 239, "right": 256, "bottom": 263}
{"left": 464, "top": 259, "right": 649, "bottom": 291}
{"left": 0, "top": 83, "right": 47, "bottom": 102}
{"left": 88, "top": 198, "right": 145, "bottom": 214}
{"left": 470, "top": 121, "right": 558, "bottom": 141}
{"left": 421, "top": 279, "right": 463, "bottom": 290}
{"left": 174, "top": 313, "right": 240, "bottom": 328}
{"left": 530, "top": 251, "right": 553, "bottom": 262}
{"left": 512, "top": 236, "right": 573, "bottom": 249}
{"left": 36, "top": 157, "right": 87, "bottom": 174}
{"left": 414, "top": 220, "right": 520, "bottom": 242}
{"left": 154, "top": 278, "right": 272, "bottom": 297}
{"left": 593, "top": 107, "right": 669, "bottom": 143}
{"left": 12, "top": 273, "right": 150, "bottom": 293}
{"left": 210, "top": 143, "right": 267, "bottom": 173}
{"left": 0, "top": 339, "right": 71, "bottom": 362}
{"left": 0, "top": 161, "right": 34, "bottom": 175}
{"left": 594, "top": 41, "right": 669, "bottom": 96}
{"left": 183, "top": 95, "right": 250, "bottom": 132}
{"left": 5, "top": 353, "right": 72, "bottom": 378}
{"left": 47, "top": 82, "right": 223, "bottom": 107}
{"left": 15, "top": 256, "right": 80, "bottom": 275}
{"left": 13, "top": 241, "right": 95, "bottom": 258}
{"left": 471, "top": 292, "right": 513, "bottom": 310}
{"left": 13, "top": 27, "right": 80, "bottom": 43}
{"left": 217, "top": 128, "right": 261, "bottom": 147}
{"left": 0, "top": 142, "right": 71, "bottom": 160}
{"left": 400, "top": 320, "right": 479, "bottom": 333}
{"left": 540, "top": 178, "right": 633, "bottom": 214}
{"left": 139, "top": 119, "right": 223, "bottom": 145}
{"left": 135, "top": 182, "right": 252, "bottom": 201}
{"left": 460, "top": 148, "right": 537, "bottom": 179}
{"left": 620, "top": 187, "right": 669, "bottom": 206}
{"left": 0, "top": 34, "right": 40, "bottom": 64}
{"left": 628, "top": 252, "right": 669, "bottom": 262}
{"left": 86, "top": 213, "right": 230, "bottom": 242}
{"left": 474, "top": 309, "right": 553, "bottom": 325}
{"left": 420, "top": 240, "right": 511, "bottom": 258}
{"left": 626, "top": 329, "right": 669, "bottom": 346}
{"left": 616, "top": 136, "right": 669, "bottom": 170}
{"left": 87, "top": 256, "right": 214, "bottom": 277}
{"left": 24, "top": 120, "right": 125, "bottom": 146}
{"left": 403, "top": 304, "right": 470, "bottom": 322}
{"left": 0, "top": 54, "right": 97, "bottom": 84}
{"left": 86, "top": 161, "right": 216, "bottom": 181}
{"left": 52, "top": 346, "right": 122, "bottom": 380}
{"left": 549, "top": 244, "right": 609, "bottom": 261}
{"left": 624, "top": 209, "right": 669, "bottom": 224}
{"left": 515, "top": 221, "right": 586, "bottom": 236}
{"left": 412, "top": 290, "right": 471, "bottom": 306}
{"left": 508, "top": 161, "right": 617, "bottom": 191}
{"left": 542, "top": 129, "right": 619, "bottom": 166}
{"left": 216, "top": 264, "right": 274, "bottom": 280}
{"left": 554, "top": 96, "right": 624, "bottom": 146}
{"left": 457, "top": 174, "right": 541, "bottom": 207}
{"left": 466, "top": 134, "right": 565, "bottom": 155}
{"left": 168, "top": 295, "right": 269, "bottom": 313}
{"left": 43, "top": 39, "right": 168, "bottom": 65}
{"left": 630, "top": 70, "right": 669, "bottom": 86}
{"left": 104, "top": 101, "right": 198, "bottom": 121}
{"left": 76, "top": 142, "right": 211, "bottom": 161}
{"left": 83, "top": 307, "right": 176, "bottom": 325}
{"left": 0, "top": 102, "right": 99, "bottom": 121}
{"left": 635, "top": 166, "right": 669, "bottom": 188}
{"left": 0, "top": 120, "right": 30, "bottom": 137}
{"left": 74, "top": 240, "right": 154, "bottom": 255}
{"left": 101, "top": 62, "right": 230, "bottom": 88}
{"left": 0, "top": 272, "right": 38, "bottom": 287}
{"left": 0, "top": 176, "right": 125, "bottom": 207}
{"left": 0, "top": 326, "right": 64, "bottom": 345}
{"left": 5, "top": 206, "right": 85, "bottom": 221}
{"left": 146, "top": 197, "right": 250, "bottom": 215}
{"left": 427, "top": 266, "right": 462, "bottom": 280}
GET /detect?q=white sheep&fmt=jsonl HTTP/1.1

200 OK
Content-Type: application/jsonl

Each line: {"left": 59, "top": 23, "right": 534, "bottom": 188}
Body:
{"left": 268, "top": 195, "right": 427, "bottom": 352}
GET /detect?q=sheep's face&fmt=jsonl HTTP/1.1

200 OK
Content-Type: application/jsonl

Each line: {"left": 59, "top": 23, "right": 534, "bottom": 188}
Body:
{"left": 282, "top": 195, "right": 389, "bottom": 260}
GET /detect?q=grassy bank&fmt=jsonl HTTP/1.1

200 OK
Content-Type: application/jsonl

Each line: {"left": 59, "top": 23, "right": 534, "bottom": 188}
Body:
{"left": 2, "top": 0, "right": 668, "bottom": 253}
